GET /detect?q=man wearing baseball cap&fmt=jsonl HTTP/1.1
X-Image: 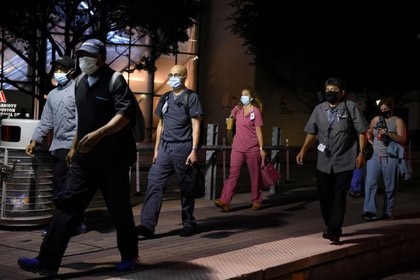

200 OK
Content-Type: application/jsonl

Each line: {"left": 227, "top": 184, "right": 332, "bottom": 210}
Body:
{"left": 26, "top": 55, "right": 78, "bottom": 199}
{"left": 18, "top": 39, "right": 140, "bottom": 276}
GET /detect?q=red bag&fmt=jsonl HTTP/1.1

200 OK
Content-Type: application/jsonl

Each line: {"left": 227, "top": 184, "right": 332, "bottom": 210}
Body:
{"left": 261, "top": 160, "right": 281, "bottom": 187}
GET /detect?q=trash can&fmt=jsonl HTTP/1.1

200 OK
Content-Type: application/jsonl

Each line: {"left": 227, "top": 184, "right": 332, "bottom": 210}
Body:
{"left": 0, "top": 119, "right": 54, "bottom": 227}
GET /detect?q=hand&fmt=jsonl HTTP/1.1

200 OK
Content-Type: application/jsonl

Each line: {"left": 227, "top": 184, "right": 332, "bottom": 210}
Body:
{"left": 356, "top": 153, "right": 366, "bottom": 169}
{"left": 377, "top": 128, "right": 387, "bottom": 137}
{"left": 77, "top": 131, "right": 103, "bottom": 153}
{"left": 152, "top": 150, "right": 158, "bottom": 164}
{"left": 25, "top": 141, "right": 37, "bottom": 157}
{"left": 260, "top": 149, "right": 267, "bottom": 160}
{"left": 296, "top": 152, "right": 304, "bottom": 165}
{"left": 186, "top": 150, "right": 198, "bottom": 165}
{"left": 65, "top": 148, "right": 76, "bottom": 167}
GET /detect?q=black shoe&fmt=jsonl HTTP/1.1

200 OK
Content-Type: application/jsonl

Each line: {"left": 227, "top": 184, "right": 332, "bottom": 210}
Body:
{"left": 17, "top": 257, "right": 57, "bottom": 277}
{"left": 361, "top": 212, "right": 377, "bottom": 221}
{"left": 179, "top": 225, "right": 197, "bottom": 237}
{"left": 349, "top": 191, "right": 363, "bottom": 198}
{"left": 73, "top": 222, "right": 88, "bottom": 236}
{"left": 381, "top": 214, "right": 394, "bottom": 221}
{"left": 322, "top": 231, "right": 340, "bottom": 244}
{"left": 136, "top": 225, "right": 154, "bottom": 238}
{"left": 115, "top": 257, "right": 140, "bottom": 272}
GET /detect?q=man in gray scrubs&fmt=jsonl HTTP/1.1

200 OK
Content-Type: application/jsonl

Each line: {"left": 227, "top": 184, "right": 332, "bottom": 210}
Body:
{"left": 296, "top": 77, "right": 368, "bottom": 244}
{"left": 137, "top": 64, "right": 203, "bottom": 238}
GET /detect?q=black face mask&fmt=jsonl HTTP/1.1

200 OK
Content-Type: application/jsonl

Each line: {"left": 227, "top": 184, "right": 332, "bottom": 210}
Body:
{"left": 380, "top": 110, "right": 391, "bottom": 119}
{"left": 324, "top": 91, "right": 340, "bottom": 104}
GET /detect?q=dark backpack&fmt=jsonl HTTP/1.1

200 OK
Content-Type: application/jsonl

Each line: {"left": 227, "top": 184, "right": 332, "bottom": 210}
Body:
{"left": 159, "top": 89, "right": 205, "bottom": 148}
{"left": 75, "top": 72, "right": 145, "bottom": 142}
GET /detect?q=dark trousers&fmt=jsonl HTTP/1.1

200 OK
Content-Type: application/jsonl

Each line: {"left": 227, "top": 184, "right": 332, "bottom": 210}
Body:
{"left": 140, "top": 142, "right": 196, "bottom": 231}
{"left": 317, "top": 169, "right": 353, "bottom": 235}
{"left": 38, "top": 154, "right": 138, "bottom": 270}
{"left": 52, "top": 149, "right": 70, "bottom": 196}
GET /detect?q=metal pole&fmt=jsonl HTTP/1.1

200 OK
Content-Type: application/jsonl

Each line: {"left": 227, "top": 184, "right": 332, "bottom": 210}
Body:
{"left": 270, "top": 127, "right": 281, "bottom": 193}
{"left": 408, "top": 139, "right": 413, "bottom": 175}
{"left": 222, "top": 137, "right": 226, "bottom": 181}
{"left": 136, "top": 150, "right": 140, "bottom": 194}
{"left": 205, "top": 124, "right": 218, "bottom": 200}
{"left": 285, "top": 138, "right": 290, "bottom": 182}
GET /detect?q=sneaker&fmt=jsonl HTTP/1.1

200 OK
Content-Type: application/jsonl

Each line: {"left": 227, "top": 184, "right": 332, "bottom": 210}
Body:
{"left": 215, "top": 199, "right": 230, "bottom": 212}
{"left": 17, "top": 257, "right": 57, "bottom": 277}
{"left": 179, "top": 225, "right": 197, "bottom": 237}
{"left": 381, "top": 214, "right": 394, "bottom": 221}
{"left": 115, "top": 257, "right": 140, "bottom": 272}
{"left": 136, "top": 225, "right": 154, "bottom": 238}
{"left": 361, "top": 212, "right": 377, "bottom": 221}
{"left": 251, "top": 202, "right": 263, "bottom": 210}
{"left": 41, "top": 229, "right": 47, "bottom": 237}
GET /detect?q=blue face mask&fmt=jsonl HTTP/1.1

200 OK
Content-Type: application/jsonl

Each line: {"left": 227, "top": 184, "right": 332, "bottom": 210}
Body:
{"left": 240, "top": 95, "right": 252, "bottom": 105}
{"left": 168, "top": 76, "right": 183, "bottom": 89}
{"left": 54, "top": 72, "right": 70, "bottom": 85}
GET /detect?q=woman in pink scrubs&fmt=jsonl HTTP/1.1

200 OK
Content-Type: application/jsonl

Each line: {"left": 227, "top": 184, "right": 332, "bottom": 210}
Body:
{"left": 215, "top": 87, "right": 267, "bottom": 212}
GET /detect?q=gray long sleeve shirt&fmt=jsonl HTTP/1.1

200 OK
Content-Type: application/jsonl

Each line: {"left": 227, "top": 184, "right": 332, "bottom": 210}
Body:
{"left": 31, "top": 80, "right": 77, "bottom": 152}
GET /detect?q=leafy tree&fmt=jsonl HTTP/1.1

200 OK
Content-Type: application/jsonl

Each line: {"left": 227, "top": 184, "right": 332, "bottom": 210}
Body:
{"left": 226, "top": 1, "right": 420, "bottom": 93}
{"left": 0, "top": 0, "right": 202, "bottom": 97}
{"left": 226, "top": 0, "right": 257, "bottom": 59}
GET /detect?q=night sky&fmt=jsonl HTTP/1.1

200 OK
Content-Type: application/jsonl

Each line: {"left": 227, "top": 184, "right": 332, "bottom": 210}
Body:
{"left": 256, "top": 1, "right": 420, "bottom": 94}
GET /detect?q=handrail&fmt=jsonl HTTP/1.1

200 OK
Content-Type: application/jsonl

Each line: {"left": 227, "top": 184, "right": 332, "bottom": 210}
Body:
{"left": 134, "top": 143, "right": 288, "bottom": 199}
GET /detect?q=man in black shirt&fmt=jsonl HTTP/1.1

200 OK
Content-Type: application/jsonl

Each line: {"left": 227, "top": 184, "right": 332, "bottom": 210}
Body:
{"left": 18, "top": 38, "right": 139, "bottom": 276}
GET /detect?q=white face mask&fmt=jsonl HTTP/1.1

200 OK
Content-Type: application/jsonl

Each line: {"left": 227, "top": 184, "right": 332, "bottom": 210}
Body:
{"left": 53, "top": 72, "right": 70, "bottom": 85}
{"left": 79, "top": 57, "right": 98, "bottom": 75}
{"left": 168, "top": 76, "right": 183, "bottom": 89}
{"left": 240, "top": 95, "right": 252, "bottom": 105}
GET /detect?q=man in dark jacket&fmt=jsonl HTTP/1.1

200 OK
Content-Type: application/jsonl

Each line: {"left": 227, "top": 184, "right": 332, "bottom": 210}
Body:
{"left": 18, "top": 38, "right": 139, "bottom": 277}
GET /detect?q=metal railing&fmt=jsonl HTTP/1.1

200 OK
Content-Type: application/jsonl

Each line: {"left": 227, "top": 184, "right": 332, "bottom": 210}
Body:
{"left": 134, "top": 124, "right": 288, "bottom": 200}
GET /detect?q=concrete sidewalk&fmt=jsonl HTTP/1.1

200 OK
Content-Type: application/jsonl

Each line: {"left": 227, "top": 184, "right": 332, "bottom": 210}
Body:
{"left": 1, "top": 159, "right": 419, "bottom": 279}
{"left": 111, "top": 215, "right": 420, "bottom": 280}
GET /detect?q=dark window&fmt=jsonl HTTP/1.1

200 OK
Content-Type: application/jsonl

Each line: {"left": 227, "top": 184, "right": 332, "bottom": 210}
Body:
{"left": 1, "top": 125, "right": 21, "bottom": 142}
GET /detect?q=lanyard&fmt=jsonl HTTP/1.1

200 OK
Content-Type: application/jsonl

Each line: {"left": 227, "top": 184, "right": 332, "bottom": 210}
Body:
{"left": 327, "top": 108, "right": 338, "bottom": 137}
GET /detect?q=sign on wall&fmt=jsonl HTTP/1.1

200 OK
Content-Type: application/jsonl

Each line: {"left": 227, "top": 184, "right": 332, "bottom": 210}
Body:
{"left": 0, "top": 89, "right": 33, "bottom": 119}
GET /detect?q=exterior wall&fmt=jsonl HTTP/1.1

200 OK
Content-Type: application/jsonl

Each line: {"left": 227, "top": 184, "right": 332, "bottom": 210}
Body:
{"left": 198, "top": 0, "right": 313, "bottom": 147}
{"left": 255, "top": 69, "right": 314, "bottom": 147}
{"left": 198, "top": 0, "right": 255, "bottom": 142}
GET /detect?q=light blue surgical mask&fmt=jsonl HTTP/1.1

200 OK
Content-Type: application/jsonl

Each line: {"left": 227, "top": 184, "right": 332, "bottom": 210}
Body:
{"left": 240, "top": 95, "right": 252, "bottom": 105}
{"left": 54, "top": 72, "right": 70, "bottom": 85}
{"left": 168, "top": 76, "right": 183, "bottom": 89}
{"left": 79, "top": 57, "right": 98, "bottom": 75}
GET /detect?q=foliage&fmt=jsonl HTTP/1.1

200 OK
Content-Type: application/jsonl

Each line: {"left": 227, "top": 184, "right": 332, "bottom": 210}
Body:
{"left": 226, "top": 0, "right": 257, "bottom": 59}
{"left": 226, "top": 1, "right": 420, "bottom": 93}
{"left": 0, "top": 0, "right": 202, "bottom": 97}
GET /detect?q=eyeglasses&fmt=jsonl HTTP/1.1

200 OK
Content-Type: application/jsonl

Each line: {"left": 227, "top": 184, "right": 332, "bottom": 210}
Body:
{"left": 168, "top": 73, "right": 185, "bottom": 78}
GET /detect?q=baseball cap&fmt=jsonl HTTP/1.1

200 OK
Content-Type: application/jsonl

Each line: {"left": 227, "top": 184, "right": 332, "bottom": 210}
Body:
{"left": 50, "top": 56, "right": 75, "bottom": 68}
{"left": 75, "top": 38, "right": 106, "bottom": 57}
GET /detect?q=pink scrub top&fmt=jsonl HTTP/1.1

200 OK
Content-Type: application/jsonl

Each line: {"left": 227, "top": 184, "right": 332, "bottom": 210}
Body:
{"left": 231, "top": 105, "right": 263, "bottom": 153}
